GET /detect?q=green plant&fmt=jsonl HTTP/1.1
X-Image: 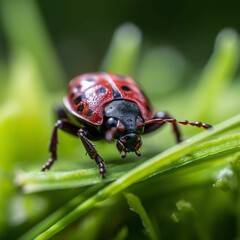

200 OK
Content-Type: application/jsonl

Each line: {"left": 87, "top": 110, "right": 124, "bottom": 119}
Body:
{"left": 1, "top": 1, "right": 240, "bottom": 239}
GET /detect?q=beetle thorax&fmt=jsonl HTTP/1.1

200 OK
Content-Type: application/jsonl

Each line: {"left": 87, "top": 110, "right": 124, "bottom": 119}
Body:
{"left": 104, "top": 100, "right": 144, "bottom": 157}
{"left": 104, "top": 100, "right": 144, "bottom": 131}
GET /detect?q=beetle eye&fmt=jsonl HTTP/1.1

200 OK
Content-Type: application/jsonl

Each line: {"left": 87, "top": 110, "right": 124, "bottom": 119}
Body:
{"left": 106, "top": 118, "right": 118, "bottom": 128}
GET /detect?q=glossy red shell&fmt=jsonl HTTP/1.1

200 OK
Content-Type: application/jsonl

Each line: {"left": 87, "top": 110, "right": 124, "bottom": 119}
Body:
{"left": 64, "top": 72, "right": 154, "bottom": 126}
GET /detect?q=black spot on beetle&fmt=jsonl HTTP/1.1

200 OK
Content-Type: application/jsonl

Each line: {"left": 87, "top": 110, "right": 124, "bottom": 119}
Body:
{"left": 116, "top": 74, "right": 126, "bottom": 80}
{"left": 77, "top": 104, "right": 84, "bottom": 112}
{"left": 87, "top": 109, "right": 94, "bottom": 117}
{"left": 97, "top": 87, "right": 107, "bottom": 94}
{"left": 74, "top": 85, "right": 81, "bottom": 91}
{"left": 73, "top": 95, "right": 82, "bottom": 105}
{"left": 86, "top": 76, "right": 96, "bottom": 82}
{"left": 121, "top": 85, "right": 131, "bottom": 91}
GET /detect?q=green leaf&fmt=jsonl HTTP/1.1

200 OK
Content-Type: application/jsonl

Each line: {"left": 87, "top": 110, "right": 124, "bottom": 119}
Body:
{"left": 1, "top": 0, "right": 65, "bottom": 90}
{"left": 100, "top": 23, "right": 142, "bottom": 75}
{"left": 125, "top": 193, "right": 159, "bottom": 240}
{"left": 16, "top": 132, "right": 240, "bottom": 193}
{"left": 20, "top": 113, "right": 240, "bottom": 240}
{"left": 18, "top": 185, "right": 104, "bottom": 240}
{"left": 15, "top": 162, "right": 138, "bottom": 193}
{"left": 191, "top": 28, "right": 240, "bottom": 119}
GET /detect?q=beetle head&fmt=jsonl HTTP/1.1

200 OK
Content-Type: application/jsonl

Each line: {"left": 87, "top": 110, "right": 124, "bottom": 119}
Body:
{"left": 116, "top": 133, "right": 142, "bottom": 158}
{"left": 105, "top": 117, "right": 143, "bottom": 157}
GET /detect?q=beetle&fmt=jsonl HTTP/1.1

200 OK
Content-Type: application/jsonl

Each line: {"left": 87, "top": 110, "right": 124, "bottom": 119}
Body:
{"left": 41, "top": 72, "right": 212, "bottom": 177}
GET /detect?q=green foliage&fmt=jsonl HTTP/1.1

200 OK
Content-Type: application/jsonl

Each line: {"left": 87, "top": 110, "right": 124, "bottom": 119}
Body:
{"left": 125, "top": 193, "right": 159, "bottom": 240}
{"left": 1, "top": 1, "right": 240, "bottom": 240}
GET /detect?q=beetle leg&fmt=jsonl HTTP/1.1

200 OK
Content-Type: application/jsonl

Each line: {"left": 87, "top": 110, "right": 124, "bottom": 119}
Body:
{"left": 55, "top": 105, "right": 69, "bottom": 120}
{"left": 78, "top": 128, "right": 106, "bottom": 178}
{"left": 144, "top": 111, "right": 183, "bottom": 143}
{"left": 41, "top": 119, "right": 79, "bottom": 171}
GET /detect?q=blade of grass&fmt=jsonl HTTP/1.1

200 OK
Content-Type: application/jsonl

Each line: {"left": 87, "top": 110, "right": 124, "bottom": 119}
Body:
{"left": 17, "top": 132, "right": 240, "bottom": 193}
{"left": 192, "top": 29, "right": 239, "bottom": 119}
{"left": 125, "top": 193, "right": 159, "bottom": 240}
{"left": 15, "top": 162, "right": 138, "bottom": 193}
{"left": 100, "top": 23, "right": 142, "bottom": 75}
{"left": 1, "top": 0, "right": 65, "bottom": 90}
{"left": 18, "top": 184, "right": 104, "bottom": 240}
{"left": 113, "top": 226, "right": 128, "bottom": 240}
{"left": 18, "top": 137, "right": 230, "bottom": 240}
{"left": 22, "top": 113, "right": 240, "bottom": 240}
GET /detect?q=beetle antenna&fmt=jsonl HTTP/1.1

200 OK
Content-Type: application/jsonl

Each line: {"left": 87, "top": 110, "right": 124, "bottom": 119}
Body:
{"left": 144, "top": 118, "right": 212, "bottom": 130}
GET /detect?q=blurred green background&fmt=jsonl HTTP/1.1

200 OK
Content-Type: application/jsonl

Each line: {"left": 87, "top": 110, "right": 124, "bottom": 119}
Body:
{"left": 1, "top": 0, "right": 240, "bottom": 239}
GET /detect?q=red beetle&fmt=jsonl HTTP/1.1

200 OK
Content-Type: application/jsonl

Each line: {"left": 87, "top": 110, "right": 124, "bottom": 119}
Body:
{"left": 42, "top": 72, "right": 212, "bottom": 177}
